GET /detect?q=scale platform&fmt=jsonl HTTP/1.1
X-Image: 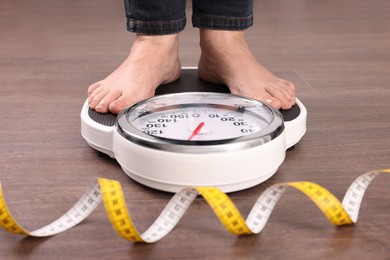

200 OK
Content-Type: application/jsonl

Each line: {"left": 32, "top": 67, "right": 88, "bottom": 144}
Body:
{"left": 81, "top": 68, "right": 307, "bottom": 192}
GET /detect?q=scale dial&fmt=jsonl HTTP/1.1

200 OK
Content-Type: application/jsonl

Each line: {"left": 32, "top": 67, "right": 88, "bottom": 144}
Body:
{"left": 117, "top": 92, "right": 284, "bottom": 153}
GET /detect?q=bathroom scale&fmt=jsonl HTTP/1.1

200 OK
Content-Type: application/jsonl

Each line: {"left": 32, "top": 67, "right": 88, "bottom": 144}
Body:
{"left": 81, "top": 68, "right": 307, "bottom": 192}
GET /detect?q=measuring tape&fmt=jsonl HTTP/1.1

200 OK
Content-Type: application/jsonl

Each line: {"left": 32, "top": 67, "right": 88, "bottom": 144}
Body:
{"left": 1, "top": 169, "right": 389, "bottom": 242}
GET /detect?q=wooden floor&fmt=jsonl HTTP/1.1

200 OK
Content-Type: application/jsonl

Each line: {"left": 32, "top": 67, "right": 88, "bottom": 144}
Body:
{"left": 1, "top": 0, "right": 390, "bottom": 259}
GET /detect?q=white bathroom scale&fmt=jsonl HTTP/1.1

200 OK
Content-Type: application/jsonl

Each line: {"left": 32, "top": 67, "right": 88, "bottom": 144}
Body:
{"left": 81, "top": 68, "right": 307, "bottom": 192}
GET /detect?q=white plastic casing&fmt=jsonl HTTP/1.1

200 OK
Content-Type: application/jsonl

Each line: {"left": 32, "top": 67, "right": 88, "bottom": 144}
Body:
{"left": 285, "top": 98, "right": 307, "bottom": 149}
{"left": 80, "top": 97, "right": 306, "bottom": 193}
{"left": 113, "top": 128, "right": 286, "bottom": 192}
{"left": 81, "top": 100, "right": 115, "bottom": 158}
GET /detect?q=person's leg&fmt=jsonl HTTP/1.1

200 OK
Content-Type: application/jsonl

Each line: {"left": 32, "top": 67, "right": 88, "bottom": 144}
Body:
{"left": 193, "top": 0, "right": 296, "bottom": 110}
{"left": 88, "top": 0, "right": 186, "bottom": 114}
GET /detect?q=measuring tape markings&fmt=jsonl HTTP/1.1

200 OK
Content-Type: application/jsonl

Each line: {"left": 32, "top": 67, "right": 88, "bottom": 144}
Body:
{"left": 0, "top": 181, "right": 101, "bottom": 237}
{"left": 99, "top": 178, "right": 143, "bottom": 242}
{"left": 341, "top": 170, "right": 383, "bottom": 223}
{"left": 288, "top": 182, "right": 353, "bottom": 225}
{"left": 196, "top": 187, "right": 252, "bottom": 235}
{"left": 0, "top": 169, "right": 389, "bottom": 243}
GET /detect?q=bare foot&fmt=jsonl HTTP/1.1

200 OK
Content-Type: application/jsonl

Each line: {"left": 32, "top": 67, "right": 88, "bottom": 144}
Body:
{"left": 88, "top": 34, "right": 181, "bottom": 114}
{"left": 198, "top": 29, "right": 296, "bottom": 110}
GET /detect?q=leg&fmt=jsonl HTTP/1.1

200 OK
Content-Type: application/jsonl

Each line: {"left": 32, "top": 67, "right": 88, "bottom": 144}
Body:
{"left": 88, "top": 0, "right": 186, "bottom": 114}
{"left": 193, "top": 0, "right": 296, "bottom": 110}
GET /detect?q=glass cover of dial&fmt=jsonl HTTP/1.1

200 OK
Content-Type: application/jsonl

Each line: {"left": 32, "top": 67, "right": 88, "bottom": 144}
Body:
{"left": 126, "top": 93, "right": 275, "bottom": 142}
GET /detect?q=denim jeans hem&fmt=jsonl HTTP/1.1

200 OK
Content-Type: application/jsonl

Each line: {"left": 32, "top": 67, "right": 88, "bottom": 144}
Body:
{"left": 126, "top": 16, "right": 186, "bottom": 35}
{"left": 192, "top": 14, "right": 253, "bottom": 31}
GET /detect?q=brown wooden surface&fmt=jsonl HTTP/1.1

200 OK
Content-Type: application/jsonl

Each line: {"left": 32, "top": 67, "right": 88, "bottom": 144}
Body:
{"left": 1, "top": 0, "right": 390, "bottom": 259}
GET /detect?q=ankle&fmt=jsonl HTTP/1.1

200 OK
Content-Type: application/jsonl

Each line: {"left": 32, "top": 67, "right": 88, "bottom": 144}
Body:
{"left": 199, "top": 29, "right": 245, "bottom": 50}
{"left": 134, "top": 34, "right": 179, "bottom": 50}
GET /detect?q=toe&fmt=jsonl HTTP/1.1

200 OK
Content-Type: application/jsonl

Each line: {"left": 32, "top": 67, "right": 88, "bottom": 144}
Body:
{"left": 267, "top": 90, "right": 291, "bottom": 110}
{"left": 109, "top": 96, "right": 134, "bottom": 114}
{"left": 267, "top": 81, "right": 296, "bottom": 110}
{"left": 283, "top": 80, "right": 297, "bottom": 107}
{"left": 95, "top": 103, "right": 109, "bottom": 113}
{"left": 254, "top": 93, "right": 282, "bottom": 110}
{"left": 281, "top": 102, "right": 293, "bottom": 110}
{"left": 88, "top": 84, "right": 105, "bottom": 105}
{"left": 284, "top": 80, "right": 295, "bottom": 91}
{"left": 267, "top": 98, "right": 283, "bottom": 110}
{"left": 89, "top": 89, "right": 107, "bottom": 109}
{"left": 88, "top": 82, "right": 101, "bottom": 95}
{"left": 95, "top": 90, "right": 122, "bottom": 113}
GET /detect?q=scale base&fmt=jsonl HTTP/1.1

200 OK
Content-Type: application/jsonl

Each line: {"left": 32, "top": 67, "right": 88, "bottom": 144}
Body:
{"left": 81, "top": 68, "right": 307, "bottom": 192}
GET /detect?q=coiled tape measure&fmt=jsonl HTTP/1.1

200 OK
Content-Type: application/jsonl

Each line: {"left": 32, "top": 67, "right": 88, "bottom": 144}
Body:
{"left": 1, "top": 170, "right": 389, "bottom": 242}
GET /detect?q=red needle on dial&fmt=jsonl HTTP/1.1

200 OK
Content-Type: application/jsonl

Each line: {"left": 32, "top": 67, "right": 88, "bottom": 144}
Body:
{"left": 187, "top": 122, "right": 205, "bottom": 141}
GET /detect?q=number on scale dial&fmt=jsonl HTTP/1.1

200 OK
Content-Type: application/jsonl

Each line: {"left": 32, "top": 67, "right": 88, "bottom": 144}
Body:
{"left": 131, "top": 105, "right": 271, "bottom": 141}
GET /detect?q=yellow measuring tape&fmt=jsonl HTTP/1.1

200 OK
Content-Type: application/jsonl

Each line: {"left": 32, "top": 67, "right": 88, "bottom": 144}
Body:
{"left": 1, "top": 169, "right": 389, "bottom": 242}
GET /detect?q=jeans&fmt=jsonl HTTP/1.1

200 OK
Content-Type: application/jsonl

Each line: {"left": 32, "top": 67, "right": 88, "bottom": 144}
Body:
{"left": 124, "top": 0, "right": 253, "bottom": 35}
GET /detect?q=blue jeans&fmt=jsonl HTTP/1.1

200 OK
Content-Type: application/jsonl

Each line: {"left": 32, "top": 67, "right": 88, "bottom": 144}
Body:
{"left": 124, "top": 0, "right": 253, "bottom": 35}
